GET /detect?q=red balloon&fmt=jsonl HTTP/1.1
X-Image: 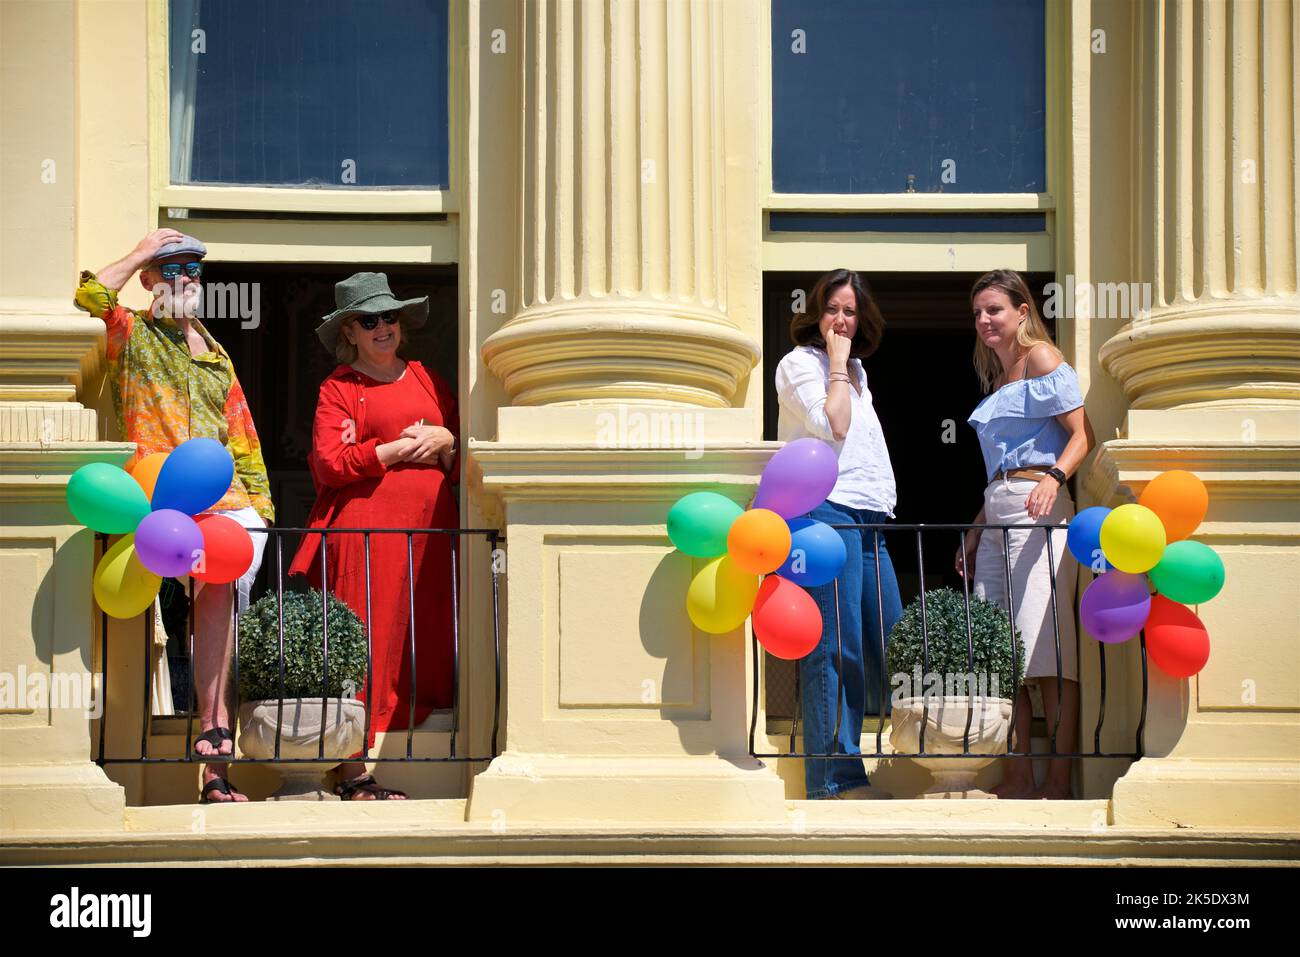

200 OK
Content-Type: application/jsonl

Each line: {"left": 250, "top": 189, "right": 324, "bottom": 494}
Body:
{"left": 1144, "top": 595, "right": 1210, "bottom": 678}
{"left": 752, "top": 575, "right": 822, "bottom": 660}
{"left": 191, "top": 514, "right": 255, "bottom": 584}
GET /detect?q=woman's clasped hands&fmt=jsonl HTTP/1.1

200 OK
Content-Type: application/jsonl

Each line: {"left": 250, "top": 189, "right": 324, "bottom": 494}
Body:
{"left": 393, "top": 420, "right": 455, "bottom": 469}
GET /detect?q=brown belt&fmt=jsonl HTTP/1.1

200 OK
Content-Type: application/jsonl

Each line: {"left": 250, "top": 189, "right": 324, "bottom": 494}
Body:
{"left": 991, "top": 466, "right": 1051, "bottom": 483}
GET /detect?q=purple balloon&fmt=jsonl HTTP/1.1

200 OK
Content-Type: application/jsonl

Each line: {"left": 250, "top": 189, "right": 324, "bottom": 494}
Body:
{"left": 134, "top": 509, "right": 204, "bottom": 578}
{"left": 1080, "top": 571, "right": 1151, "bottom": 644}
{"left": 754, "top": 438, "right": 839, "bottom": 519}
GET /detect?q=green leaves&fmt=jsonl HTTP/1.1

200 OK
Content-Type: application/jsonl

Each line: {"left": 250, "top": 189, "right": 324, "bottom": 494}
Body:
{"left": 237, "top": 588, "right": 368, "bottom": 702}
{"left": 886, "top": 587, "right": 1026, "bottom": 695}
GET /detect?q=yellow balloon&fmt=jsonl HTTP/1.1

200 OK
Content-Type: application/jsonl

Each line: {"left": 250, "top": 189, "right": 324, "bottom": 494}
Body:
{"left": 93, "top": 534, "right": 162, "bottom": 619}
{"left": 1099, "top": 503, "right": 1166, "bottom": 573}
{"left": 686, "top": 555, "right": 760, "bottom": 634}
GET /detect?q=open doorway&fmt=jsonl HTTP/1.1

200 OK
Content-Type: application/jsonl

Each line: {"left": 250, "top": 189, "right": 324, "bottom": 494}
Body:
{"left": 154, "top": 262, "right": 458, "bottom": 714}
{"left": 761, "top": 270, "right": 1056, "bottom": 719}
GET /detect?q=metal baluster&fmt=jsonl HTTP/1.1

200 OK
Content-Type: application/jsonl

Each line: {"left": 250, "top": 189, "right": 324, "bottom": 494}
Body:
{"left": 230, "top": 562, "right": 240, "bottom": 764}
{"left": 749, "top": 624, "right": 760, "bottom": 758}
{"left": 958, "top": 531, "right": 975, "bottom": 755}
{"left": 873, "top": 527, "right": 887, "bottom": 755}
{"left": 1136, "top": 628, "right": 1150, "bottom": 757}
{"left": 1002, "top": 527, "right": 1021, "bottom": 757}
{"left": 830, "top": 578, "right": 844, "bottom": 759}
{"left": 274, "top": 533, "right": 285, "bottom": 761}
{"left": 97, "top": 597, "right": 108, "bottom": 766}
{"left": 362, "top": 532, "right": 373, "bottom": 762}
{"left": 790, "top": 656, "right": 801, "bottom": 757}
{"left": 406, "top": 532, "right": 417, "bottom": 760}
{"left": 1044, "top": 525, "right": 1064, "bottom": 756}
{"left": 449, "top": 532, "right": 460, "bottom": 760}
{"left": 319, "top": 533, "right": 329, "bottom": 761}
{"left": 141, "top": 597, "right": 152, "bottom": 762}
{"left": 186, "top": 577, "right": 197, "bottom": 762}
{"left": 489, "top": 531, "right": 502, "bottom": 757}
{"left": 1094, "top": 641, "right": 1106, "bottom": 755}
{"left": 916, "top": 529, "right": 930, "bottom": 755}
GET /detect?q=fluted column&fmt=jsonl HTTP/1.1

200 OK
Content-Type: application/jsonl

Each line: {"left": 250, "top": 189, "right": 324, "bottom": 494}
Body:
{"left": 1099, "top": 0, "right": 1299, "bottom": 410}
{"left": 1095, "top": 0, "right": 1300, "bottom": 832}
{"left": 480, "top": 0, "right": 759, "bottom": 410}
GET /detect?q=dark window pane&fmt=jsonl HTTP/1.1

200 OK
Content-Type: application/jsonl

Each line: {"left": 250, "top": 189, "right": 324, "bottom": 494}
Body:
{"left": 769, "top": 212, "right": 1047, "bottom": 232}
{"left": 169, "top": 0, "right": 449, "bottom": 188}
{"left": 772, "top": 0, "right": 1046, "bottom": 194}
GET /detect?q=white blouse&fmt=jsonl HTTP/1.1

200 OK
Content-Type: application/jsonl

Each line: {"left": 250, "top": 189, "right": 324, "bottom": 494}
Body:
{"left": 774, "top": 344, "right": 897, "bottom": 516}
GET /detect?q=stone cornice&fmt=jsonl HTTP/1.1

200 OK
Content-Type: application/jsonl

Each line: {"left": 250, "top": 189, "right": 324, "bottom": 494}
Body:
{"left": 1097, "top": 305, "right": 1300, "bottom": 410}
{"left": 0, "top": 443, "right": 135, "bottom": 501}
{"left": 0, "top": 302, "right": 107, "bottom": 403}
{"left": 481, "top": 300, "right": 761, "bottom": 408}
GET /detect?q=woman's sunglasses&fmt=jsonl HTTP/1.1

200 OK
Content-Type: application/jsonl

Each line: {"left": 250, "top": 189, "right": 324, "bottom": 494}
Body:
{"left": 157, "top": 261, "right": 203, "bottom": 280}
{"left": 354, "top": 312, "right": 400, "bottom": 331}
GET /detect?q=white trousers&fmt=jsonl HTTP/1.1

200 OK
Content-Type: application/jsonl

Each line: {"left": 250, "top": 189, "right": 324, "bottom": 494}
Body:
{"left": 973, "top": 476, "right": 1079, "bottom": 687}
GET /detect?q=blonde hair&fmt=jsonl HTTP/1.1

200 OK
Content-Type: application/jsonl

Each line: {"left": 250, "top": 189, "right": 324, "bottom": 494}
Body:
{"left": 970, "top": 269, "right": 1061, "bottom": 393}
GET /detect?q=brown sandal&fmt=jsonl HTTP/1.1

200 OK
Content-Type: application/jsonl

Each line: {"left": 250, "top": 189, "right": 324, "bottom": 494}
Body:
{"left": 334, "top": 773, "right": 407, "bottom": 801}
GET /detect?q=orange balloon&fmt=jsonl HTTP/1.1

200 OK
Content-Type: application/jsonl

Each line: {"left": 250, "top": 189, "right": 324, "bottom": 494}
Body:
{"left": 727, "top": 508, "right": 793, "bottom": 575}
{"left": 129, "top": 452, "right": 169, "bottom": 503}
{"left": 1138, "top": 469, "right": 1208, "bottom": 542}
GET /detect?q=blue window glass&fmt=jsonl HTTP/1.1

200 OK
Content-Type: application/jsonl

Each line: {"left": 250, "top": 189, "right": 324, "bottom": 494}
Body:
{"left": 169, "top": 0, "right": 449, "bottom": 188}
{"left": 771, "top": 0, "right": 1046, "bottom": 194}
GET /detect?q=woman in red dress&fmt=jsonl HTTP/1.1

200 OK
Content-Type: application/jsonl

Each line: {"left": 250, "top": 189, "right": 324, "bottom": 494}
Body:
{"left": 289, "top": 272, "right": 459, "bottom": 800}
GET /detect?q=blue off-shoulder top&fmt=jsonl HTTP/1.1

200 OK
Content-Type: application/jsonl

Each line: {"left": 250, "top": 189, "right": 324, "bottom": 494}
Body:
{"left": 967, "top": 362, "right": 1084, "bottom": 482}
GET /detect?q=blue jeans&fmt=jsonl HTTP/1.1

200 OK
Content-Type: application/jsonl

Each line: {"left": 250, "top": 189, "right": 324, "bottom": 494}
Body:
{"left": 797, "top": 499, "right": 904, "bottom": 799}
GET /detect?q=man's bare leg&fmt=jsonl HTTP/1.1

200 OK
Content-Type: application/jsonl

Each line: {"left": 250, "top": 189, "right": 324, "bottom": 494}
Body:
{"left": 1034, "top": 677, "right": 1079, "bottom": 800}
{"left": 192, "top": 582, "right": 247, "bottom": 802}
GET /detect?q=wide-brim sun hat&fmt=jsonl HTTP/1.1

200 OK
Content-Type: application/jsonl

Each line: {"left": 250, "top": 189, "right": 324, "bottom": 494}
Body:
{"left": 315, "top": 271, "right": 429, "bottom": 355}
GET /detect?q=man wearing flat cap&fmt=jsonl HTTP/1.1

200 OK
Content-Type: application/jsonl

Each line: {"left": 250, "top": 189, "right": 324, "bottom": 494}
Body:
{"left": 75, "top": 228, "right": 272, "bottom": 804}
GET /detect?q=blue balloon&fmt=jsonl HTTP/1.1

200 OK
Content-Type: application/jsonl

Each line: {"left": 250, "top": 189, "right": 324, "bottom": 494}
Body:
{"left": 150, "top": 438, "right": 234, "bottom": 516}
{"left": 1067, "top": 506, "right": 1112, "bottom": 571}
{"left": 776, "top": 518, "right": 847, "bottom": 587}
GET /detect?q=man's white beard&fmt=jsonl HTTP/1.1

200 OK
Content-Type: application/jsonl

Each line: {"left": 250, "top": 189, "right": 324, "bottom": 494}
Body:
{"left": 175, "top": 282, "right": 203, "bottom": 319}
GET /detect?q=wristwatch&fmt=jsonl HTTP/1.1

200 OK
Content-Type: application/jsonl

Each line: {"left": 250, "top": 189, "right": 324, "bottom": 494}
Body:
{"left": 1046, "top": 466, "right": 1067, "bottom": 487}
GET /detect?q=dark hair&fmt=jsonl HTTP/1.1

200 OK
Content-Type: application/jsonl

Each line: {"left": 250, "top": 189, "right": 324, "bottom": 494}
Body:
{"left": 789, "top": 269, "right": 885, "bottom": 359}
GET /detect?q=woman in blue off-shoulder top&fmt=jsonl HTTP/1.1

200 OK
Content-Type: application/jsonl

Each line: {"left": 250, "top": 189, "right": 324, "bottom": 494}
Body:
{"left": 956, "top": 270, "right": 1096, "bottom": 801}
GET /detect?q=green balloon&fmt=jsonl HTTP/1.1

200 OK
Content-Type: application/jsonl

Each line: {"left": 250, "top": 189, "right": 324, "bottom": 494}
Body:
{"left": 667, "top": 491, "right": 744, "bottom": 557}
{"left": 66, "top": 463, "right": 152, "bottom": 534}
{"left": 1149, "top": 540, "right": 1225, "bottom": 605}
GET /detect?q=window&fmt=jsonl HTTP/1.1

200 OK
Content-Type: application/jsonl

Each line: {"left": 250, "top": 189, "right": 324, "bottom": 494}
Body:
{"left": 770, "top": 0, "right": 1046, "bottom": 194}
{"left": 168, "top": 0, "right": 449, "bottom": 188}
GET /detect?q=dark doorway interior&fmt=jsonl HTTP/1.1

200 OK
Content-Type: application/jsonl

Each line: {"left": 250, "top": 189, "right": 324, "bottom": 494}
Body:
{"left": 761, "top": 270, "right": 1055, "bottom": 718}
{"left": 157, "top": 262, "right": 458, "bottom": 713}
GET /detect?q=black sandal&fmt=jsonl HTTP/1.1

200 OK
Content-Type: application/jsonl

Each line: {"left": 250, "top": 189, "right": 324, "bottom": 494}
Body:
{"left": 200, "top": 776, "right": 244, "bottom": 804}
{"left": 334, "top": 773, "right": 407, "bottom": 801}
{"left": 195, "top": 726, "right": 234, "bottom": 760}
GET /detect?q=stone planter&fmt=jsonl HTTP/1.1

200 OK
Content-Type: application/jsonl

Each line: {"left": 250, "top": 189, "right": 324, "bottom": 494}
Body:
{"left": 889, "top": 695, "right": 1013, "bottom": 799}
{"left": 237, "top": 697, "right": 366, "bottom": 801}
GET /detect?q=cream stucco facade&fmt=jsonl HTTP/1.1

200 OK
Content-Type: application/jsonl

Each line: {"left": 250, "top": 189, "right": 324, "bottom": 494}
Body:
{"left": 0, "top": 0, "right": 1297, "bottom": 865}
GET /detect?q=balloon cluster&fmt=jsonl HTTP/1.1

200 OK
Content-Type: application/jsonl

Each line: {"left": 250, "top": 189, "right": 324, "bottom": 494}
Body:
{"left": 668, "top": 439, "right": 848, "bottom": 660}
{"left": 1068, "top": 470, "right": 1223, "bottom": 678}
{"left": 67, "top": 438, "right": 255, "bottom": 619}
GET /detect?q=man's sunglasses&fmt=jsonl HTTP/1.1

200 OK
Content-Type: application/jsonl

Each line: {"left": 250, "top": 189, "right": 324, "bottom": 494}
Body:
{"left": 157, "top": 261, "right": 204, "bottom": 280}
{"left": 354, "top": 312, "right": 400, "bottom": 331}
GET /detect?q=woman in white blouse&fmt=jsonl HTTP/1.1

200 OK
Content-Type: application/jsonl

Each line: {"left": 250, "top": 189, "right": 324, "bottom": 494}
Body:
{"left": 774, "top": 269, "right": 902, "bottom": 800}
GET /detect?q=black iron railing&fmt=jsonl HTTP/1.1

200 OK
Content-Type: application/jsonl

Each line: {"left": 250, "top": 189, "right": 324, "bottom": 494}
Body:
{"left": 94, "top": 526, "right": 502, "bottom": 766}
{"left": 749, "top": 522, "right": 1149, "bottom": 762}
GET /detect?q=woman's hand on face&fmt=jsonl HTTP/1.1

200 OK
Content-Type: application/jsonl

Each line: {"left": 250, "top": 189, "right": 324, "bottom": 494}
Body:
{"left": 399, "top": 423, "right": 454, "bottom": 464}
{"left": 826, "top": 329, "right": 853, "bottom": 369}
{"left": 1025, "top": 477, "right": 1059, "bottom": 519}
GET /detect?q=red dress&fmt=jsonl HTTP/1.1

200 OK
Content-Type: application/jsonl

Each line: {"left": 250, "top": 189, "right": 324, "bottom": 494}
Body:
{"left": 289, "top": 361, "right": 459, "bottom": 750}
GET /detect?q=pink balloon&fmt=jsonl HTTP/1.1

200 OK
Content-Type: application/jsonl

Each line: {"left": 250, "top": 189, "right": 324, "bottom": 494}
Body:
{"left": 754, "top": 438, "right": 839, "bottom": 519}
{"left": 1080, "top": 571, "right": 1151, "bottom": 644}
